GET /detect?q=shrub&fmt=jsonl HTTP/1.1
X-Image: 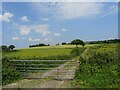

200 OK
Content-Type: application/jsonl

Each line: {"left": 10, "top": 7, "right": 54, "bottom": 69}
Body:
{"left": 74, "top": 49, "right": 119, "bottom": 88}
{"left": 2, "top": 57, "right": 22, "bottom": 85}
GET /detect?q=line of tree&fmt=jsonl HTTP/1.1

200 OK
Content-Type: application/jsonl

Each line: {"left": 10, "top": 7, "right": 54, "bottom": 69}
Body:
{"left": 88, "top": 39, "right": 120, "bottom": 44}
{"left": 61, "top": 42, "right": 71, "bottom": 45}
{"left": 0, "top": 45, "right": 15, "bottom": 51}
{"left": 29, "top": 43, "right": 50, "bottom": 48}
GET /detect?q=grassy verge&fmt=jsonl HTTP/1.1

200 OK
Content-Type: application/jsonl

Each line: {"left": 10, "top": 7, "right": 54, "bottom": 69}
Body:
{"left": 73, "top": 44, "right": 119, "bottom": 88}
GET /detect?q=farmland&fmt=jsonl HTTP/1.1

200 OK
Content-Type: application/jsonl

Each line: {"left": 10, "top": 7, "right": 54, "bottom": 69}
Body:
{"left": 2, "top": 45, "right": 85, "bottom": 85}
{"left": 2, "top": 43, "right": 119, "bottom": 88}
{"left": 2, "top": 44, "right": 98, "bottom": 59}
{"left": 3, "top": 48, "right": 72, "bottom": 59}
{"left": 2, "top": 2, "right": 119, "bottom": 88}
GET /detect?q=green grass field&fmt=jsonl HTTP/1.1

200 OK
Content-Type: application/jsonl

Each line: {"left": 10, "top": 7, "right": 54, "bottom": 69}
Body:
{"left": 2, "top": 44, "right": 99, "bottom": 59}
{"left": 3, "top": 48, "right": 72, "bottom": 59}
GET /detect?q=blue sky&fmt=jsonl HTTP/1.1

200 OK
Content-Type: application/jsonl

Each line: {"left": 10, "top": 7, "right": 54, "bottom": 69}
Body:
{"left": 1, "top": 2, "right": 118, "bottom": 48}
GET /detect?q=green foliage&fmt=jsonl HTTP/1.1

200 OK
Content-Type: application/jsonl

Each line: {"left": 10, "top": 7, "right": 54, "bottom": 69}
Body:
{"left": 70, "top": 47, "right": 85, "bottom": 57}
{"left": 89, "top": 39, "right": 120, "bottom": 44}
{"left": 29, "top": 43, "right": 49, "bottom": 48}
{"left": 0, "top": 45, "right": 7, "bottom": 51}
{"left": 74, "top": 44, "right": 119, "bottom": 88}
{"left": 2, "top": 57, "right": 22, "bottom": 85}
{"left": 8, "top": 45, "right": 15, "bottom": 51}
{"left": 71, "top": 39, "right": 85, "bottom": 47}
{"left": 0, "top": 45, "right": 16, "bottom": 51}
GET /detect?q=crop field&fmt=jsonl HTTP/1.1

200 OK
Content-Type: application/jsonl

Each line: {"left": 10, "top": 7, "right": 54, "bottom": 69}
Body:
{"left": 3, "top": 48, "right": 72, "bottom": 60}
{"left": 1, "top": 45, "right": 87, "bottom": 59}
{"left": 2, "top": 44, "right": 98, "bottom": 60}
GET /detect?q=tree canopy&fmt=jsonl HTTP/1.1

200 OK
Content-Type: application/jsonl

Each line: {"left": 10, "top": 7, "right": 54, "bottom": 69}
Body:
{"left": 71, "top": 39, "right": 85, "bottom": 47}
{"left": 1, "top": 45, "right": 7, "bottom": 51}
{"left": 8, "top": 45, "right": 15, "bottom": 51}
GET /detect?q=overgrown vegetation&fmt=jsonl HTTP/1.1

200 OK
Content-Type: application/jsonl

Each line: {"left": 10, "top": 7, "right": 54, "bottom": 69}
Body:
{"left": 70, "top": 47, "right": 86, "bottom": 57}
{"left": 73, "top": 44, "right": 119, "bottom": 88}
{"left": 0, "top": 45, "right": 15, "bottom": 51}
{"left": 2, "top": 57, "right": 22, "bottom": 85}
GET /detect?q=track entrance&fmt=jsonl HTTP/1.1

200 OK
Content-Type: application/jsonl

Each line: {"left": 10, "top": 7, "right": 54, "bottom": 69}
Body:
{"left": 10, "top": 59, "right": 79, "bottom": 80}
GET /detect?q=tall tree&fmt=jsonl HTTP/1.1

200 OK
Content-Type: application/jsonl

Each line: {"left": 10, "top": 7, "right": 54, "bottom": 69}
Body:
{"left": 71, "top": 39, "right": 85, "bottom": 47}
{"left": 8, "top": 45, "right": 15, "bottom": 51}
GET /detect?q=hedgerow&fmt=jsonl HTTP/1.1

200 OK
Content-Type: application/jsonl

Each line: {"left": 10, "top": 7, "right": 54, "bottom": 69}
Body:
{"left": 74, "top": 45, "right": 119, "bottom": 88}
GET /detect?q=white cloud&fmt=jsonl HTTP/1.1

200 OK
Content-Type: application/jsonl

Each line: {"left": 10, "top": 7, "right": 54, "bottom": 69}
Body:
{"left": 31, "top": 2, "right": 118, "bottom": 20}
{"left": 20, "top": 16, "right": 29, "bottom": 22}
{"left": 33, "top": 25, "right": 51, "bottom": 36}
{"left": 61, "top": 28, "right": 67, "bottom": 32}
{"left": 0, "top": 12, "right": 14, "bottom": 22}
{"left": 18, "top": 24, "right": 50, "bottom": 36}
{"left": 28, "top": 37, "right": 52, "bottom": 42}
{"left": 54, "top": 33, "right": 61, "bottom": 36}
{"left": 42, "top": 18, "right": 49, "bottom": 21}
{"left": 31, "top": 2, "right": 104, "bottom": 20}
{"left": 3, "top": 0, "right": 119, "bottom": 2}
{"left": 44, "top": 38, "right": 52, "bottom": 42}
{"left": 19, "top": 25, "right": 30, "bottom": 35}
{"left": 12, "top": 37, "right": 19, "bottom": 40}
{"left": 44, "top": 38, "right": 49, "bottom": 41}
{"left": 56, "top": 2, "right": 103, "bottom": 19}
{"left": 28, "top": 37, "right": 41, "bottom": 42}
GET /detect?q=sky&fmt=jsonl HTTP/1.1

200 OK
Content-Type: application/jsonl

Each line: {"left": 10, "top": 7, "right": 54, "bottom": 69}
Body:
{"left": 0, "top": 2, "right": 118, "bottom": 48}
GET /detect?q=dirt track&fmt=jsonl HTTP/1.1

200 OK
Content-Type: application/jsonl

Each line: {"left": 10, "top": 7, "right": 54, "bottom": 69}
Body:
{"left": 3, "top": 60, "right": 79, "bottom": 88}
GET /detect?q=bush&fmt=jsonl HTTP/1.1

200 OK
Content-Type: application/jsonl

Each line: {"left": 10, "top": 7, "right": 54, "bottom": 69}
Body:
{"left": 74, "top": 50, "right": 119, "bottom": 88}
{"left": 2, "top": 57, "right": 22, "bottom": 85}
